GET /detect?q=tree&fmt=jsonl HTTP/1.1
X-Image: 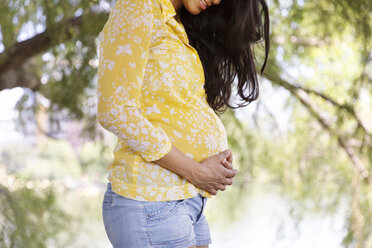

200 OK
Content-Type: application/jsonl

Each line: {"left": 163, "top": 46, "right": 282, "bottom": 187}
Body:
{"left": 0, "top": 0, "right": 371, "bottom": 246}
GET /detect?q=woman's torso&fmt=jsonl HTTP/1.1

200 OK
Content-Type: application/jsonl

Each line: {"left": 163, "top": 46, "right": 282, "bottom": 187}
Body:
{"left": 100, "top": 0, "right": 228, "bottom": 201}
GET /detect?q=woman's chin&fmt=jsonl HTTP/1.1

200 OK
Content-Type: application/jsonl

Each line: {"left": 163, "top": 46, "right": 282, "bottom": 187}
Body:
{"left": 185, "top": 3, "right": 203, "bottom": 15}
{"left": 186, "top": 9, "right": 202, "bottom": 15}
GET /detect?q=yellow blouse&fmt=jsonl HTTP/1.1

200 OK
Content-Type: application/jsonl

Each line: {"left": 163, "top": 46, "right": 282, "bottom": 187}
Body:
{"left": 97, "top": 0, "right": 228, "bottom": 201}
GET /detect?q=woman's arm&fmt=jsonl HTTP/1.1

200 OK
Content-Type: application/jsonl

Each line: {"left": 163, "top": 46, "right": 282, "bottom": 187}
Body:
{"left": 97, "top": 0, "right": 172, "bottom": 162}
{"left": 155, "top": 145, "right": 238, "bottom": 195}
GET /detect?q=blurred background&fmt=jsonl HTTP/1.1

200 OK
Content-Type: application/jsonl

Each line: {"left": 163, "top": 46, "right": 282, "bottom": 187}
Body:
{"left": 0, "top": 0, "right": 371, "bottom": 247}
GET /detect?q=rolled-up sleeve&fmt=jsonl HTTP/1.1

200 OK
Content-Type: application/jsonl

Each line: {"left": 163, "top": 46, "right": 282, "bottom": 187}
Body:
{"left": 97, "top": 0, "right": 172, "bottom": 162}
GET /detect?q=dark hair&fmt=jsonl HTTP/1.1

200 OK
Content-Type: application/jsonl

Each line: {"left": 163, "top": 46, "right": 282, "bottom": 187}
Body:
{"left": 179, "top": 0, "right": 270, "bottom": 116}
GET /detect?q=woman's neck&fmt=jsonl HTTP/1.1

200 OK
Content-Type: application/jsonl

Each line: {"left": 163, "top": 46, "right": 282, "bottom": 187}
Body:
{"left": 170, "top": 0, "right": 183, "bottom": 14}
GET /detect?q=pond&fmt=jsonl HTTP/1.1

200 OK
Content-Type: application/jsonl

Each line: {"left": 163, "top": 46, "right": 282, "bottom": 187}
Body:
{"left": 207, "top": 180, "right": 346, "bottom": 248}
{"left": 62, "top": 177, "right": 346, "bottom": 248}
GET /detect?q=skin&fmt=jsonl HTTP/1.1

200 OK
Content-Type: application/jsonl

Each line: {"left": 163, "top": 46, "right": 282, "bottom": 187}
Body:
{"left": 156, "top": 1, "right": 230, "bottom": 247}
{"left": 170, "top": 0, "right": 222, "bottom": 15}
{"left": 155, "top": 145, "right": 237, "bottom": 196}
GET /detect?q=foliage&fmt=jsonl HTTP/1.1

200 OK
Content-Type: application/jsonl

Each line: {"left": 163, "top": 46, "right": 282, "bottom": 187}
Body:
{"left": 0, "top": 180, "right": 69, "bottom": 248}
{"left": 78, "top": 139, "right": 114, "bottom": 179}
{"left": 0, "top": 0, "right": 371, "bottom": 246}
{"left": 0, "top": 138, "right": 114, "bottom": 247}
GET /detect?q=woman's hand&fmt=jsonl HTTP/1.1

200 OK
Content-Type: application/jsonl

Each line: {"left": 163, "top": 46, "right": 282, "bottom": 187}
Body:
{"left": 188, "top": 149, "right": 238, "bottom": 195}
{"left": 220, "top": 149, "right": 234, "bottom": 170}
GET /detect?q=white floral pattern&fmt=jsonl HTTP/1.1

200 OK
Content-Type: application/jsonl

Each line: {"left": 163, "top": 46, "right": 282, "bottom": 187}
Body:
{"left": 97, "top": 0, "right": 228, "bottom": 201}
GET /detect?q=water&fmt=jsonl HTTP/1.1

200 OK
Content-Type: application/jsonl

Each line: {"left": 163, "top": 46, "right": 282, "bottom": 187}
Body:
{"left": 207, "top": 181, "right": 346, "bottom": 248}
{"left": 73, "top": 179, "right": 346, "bottom": 248}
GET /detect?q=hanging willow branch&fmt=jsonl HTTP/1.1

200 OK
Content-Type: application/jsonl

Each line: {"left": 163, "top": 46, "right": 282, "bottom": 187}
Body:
{"left": 263, "top": 73, "right": 370, "bottom": 179}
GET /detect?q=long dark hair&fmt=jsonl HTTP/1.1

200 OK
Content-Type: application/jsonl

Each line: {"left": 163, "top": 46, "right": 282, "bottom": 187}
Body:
{"left": 179, "top": 0, "right": 270, "bottom": 116}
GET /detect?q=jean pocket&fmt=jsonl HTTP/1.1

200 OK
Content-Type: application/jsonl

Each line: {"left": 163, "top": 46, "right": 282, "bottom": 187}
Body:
{"left": 102, "top": 195, "right": 112, "bottom": 210}
{"left": 143, "top": 199, "right": 185, "bottom": 221}
{"left": 145, "top": 199, "right": 192, "bottom": 246}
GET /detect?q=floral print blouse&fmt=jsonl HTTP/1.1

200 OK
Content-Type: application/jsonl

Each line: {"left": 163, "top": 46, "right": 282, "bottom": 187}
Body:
{"left": 97, "top": 0, "right": 228, "bottom": 201}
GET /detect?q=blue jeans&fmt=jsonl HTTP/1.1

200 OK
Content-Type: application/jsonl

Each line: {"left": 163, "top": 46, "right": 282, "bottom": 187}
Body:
{"left": 102, "top": 182, "right": 212, "bottom": 248}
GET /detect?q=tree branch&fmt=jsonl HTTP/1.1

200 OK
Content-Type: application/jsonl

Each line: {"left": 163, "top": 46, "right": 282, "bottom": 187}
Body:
{"left": 0, "top": 64, "right": 41, "bottom": 91}
{"left": 0, "top": 11, "right": 108, "bottom": 90}
{"left": 293, "top": 82, "right": 371, "bottom": 139}
{"left": 0, "top": 15, "right": 81, "bottom": 75}
{"left": 264, "top": 73, "right": 369, "bottom": 178}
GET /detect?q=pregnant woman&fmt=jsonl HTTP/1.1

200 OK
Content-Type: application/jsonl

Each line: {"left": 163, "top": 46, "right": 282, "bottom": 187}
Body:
{"left": 97, "top": 0, "right": 270, "bottom": 247}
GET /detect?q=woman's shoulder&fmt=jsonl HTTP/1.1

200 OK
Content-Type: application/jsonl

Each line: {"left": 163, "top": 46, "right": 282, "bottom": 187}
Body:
{"left": 112, "top": 0, "right": 157, "bottom": 10}
{"left": 103, "top": 0, "right": 158, "bottom": 30}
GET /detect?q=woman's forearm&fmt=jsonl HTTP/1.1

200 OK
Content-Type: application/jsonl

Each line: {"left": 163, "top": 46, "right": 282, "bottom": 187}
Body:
{"left": 154, "top": 144, "right": 200, "bottom": 183}
{"left": 154, "top": 144, "right": 237, "bottom": 195}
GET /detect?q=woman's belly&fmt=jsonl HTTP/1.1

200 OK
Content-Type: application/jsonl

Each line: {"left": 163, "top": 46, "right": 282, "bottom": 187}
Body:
{"left": 153, "top": 99, "right": 229, "bottom": 163}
